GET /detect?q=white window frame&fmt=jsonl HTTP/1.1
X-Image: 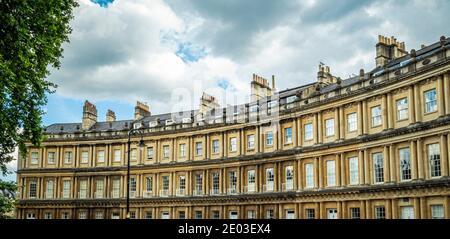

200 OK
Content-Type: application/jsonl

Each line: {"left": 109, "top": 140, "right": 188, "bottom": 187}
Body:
{"left": 424, "top": 89, "right": 437, "bottom": 113}
{"left": 147, "top": 147, "right": 154, "bottom": 159}
{"left": 399, "top": 147, "right": 411, "bottom": 181}
{"left": 371, "top": 106, "right": 382, "bottom": 127}
{"left": 347, "top": 113, "right": 357, "bottom": 132}
{"left": 304, "top": 123, "right": 313, "bottom": 141}
{"left": 81, "top": 151, "right": 89, "bottom": 164}
{"left": 326, "top": 160, "right": 336, "bottom": 187}
{"left": 349, "top": 157, "right": 359, "bottom": 185}
{"left": 373, "top": 152, "right": 384, "bottom": 183}
{"left": 64, "top": 151, "right": 72, "bottom": 164}
{"left": 47, "top": 152, "right": 56, "bottom": 164}
{"left": 428, "top": 143, "right": 441, "bottom": 178}
{"left": 62, "top": 180, "right": 70, "bottom": 198}
{"left": 179, "top": 144, "right": 185, "bottom": 158}
{"left": 229, "top": 137, "right": 237, "bottom": 152}
{"left": 431, "top": 205, "right": 444, "bottom": 219}
{"left": 163, "top": 145, "right": 170, "bottom": 159}
{"left": 45, "top": 180, "right": 54, "bottom": 199}
{"left": 79, "top": 180, "right": 87, "bottom": 199}
{"left": 195, "top": 142, "right": 203, "bottom": 156}
{"left": 325, "top": 118, "right": 335, "bottom": 137}
{"left": 284, "top": 127, "right": 292, "bottom": 144}
{"left": 31, "top": 152, "right": 39, "bottom": 165}
{"left": 114, "top": 149, "right": 121, "bottom": 162}
{"left": 97, "top": 150, "right": 105, "bottom": 163}
{"left": 247, "top": 134, "right": 255, "bottom": 149}
{"left": 305, "top": 163, "right": 314, "bottom": 188}
{"left": 29, "top": 180, "right": 37, "bottom": 198}
{"left": 266, "top": 131, "right": 273, "bottom": 146}
{"left": 401, "top": 206, "right": 414, "bottom": 219}
{"left": 396, "top": 98, "right": 409, "bottom": 121}
{"left": 212, "top": 140, "right": 220, "bottom": 154}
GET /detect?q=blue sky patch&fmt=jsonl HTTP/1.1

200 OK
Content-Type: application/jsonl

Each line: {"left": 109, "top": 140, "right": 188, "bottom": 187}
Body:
{"left": 217, "top": 79, "right": 230, "bottom": 90}
{"left": 175, "top": 42, "right": 207, "bottom": 63}
{"left": 91, "top": 0, "right": 114, "bottom": 8}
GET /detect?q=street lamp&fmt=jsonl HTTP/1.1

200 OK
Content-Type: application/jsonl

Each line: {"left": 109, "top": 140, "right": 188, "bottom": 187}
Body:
{"left": 126, "top": 127, "right": 145, "bottom": 219}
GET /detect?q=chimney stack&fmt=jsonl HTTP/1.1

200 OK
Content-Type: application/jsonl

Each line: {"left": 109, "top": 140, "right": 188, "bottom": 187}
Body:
{"left": 106, "top": 109, "right": 116, "bottom": 122}
{"left": 375, "top": 35, "right": 407, "bottom": 67}
{"left": 317, "top": 64, "right": 337, "bottom": 85}
{"left": 82, "top": 100, "right": 97, "bottom": 130}
{"left": 134, "top": 101, "right": 151, "bottom": 120}
{"left": 199, "top": 92, "right": 220, "bottom": 114}
{"left": 271, "top": 75, "right": 277, "bottom": 93}
{"left": 250, "top": 73, "right": 272, "bottom": 102}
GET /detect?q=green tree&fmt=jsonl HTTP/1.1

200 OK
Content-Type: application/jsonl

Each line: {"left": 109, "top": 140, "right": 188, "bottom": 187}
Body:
{"left": 0, "top": 181, "right": 17, "bottom": 219}
{"left": 0, "top": 0, "right": 78, "bottom": 171}
{"left": 0, "top": 0, "right": 78, "bottom": 217}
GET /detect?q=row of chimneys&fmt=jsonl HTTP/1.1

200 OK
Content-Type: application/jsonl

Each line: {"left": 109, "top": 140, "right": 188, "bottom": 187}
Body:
{"left": 80, "top": 35, "right": 446, "bottom": 130}
{"left": 82, "top": 100, "right": 151, "bottom": 130}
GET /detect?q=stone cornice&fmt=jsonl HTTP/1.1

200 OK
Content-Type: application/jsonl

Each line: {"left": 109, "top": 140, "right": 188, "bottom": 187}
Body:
{"left": 16, "top": 177, "right": 450, "bottom": 207}
{"left": 18, "top": 115, "right": 450, "bottom": 174}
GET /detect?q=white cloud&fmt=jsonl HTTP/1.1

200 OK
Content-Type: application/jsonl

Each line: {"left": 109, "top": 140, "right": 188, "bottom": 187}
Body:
{"left": 48, "top": 0, "right": 450, "bottom": 117}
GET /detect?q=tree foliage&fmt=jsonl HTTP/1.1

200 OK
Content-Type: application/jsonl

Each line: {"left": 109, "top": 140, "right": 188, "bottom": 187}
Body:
{"left": 0, "top": 0, "right": 78, "bottom": 176}
{"left": 0, "top": 181, "right": 17, "bottom": 219}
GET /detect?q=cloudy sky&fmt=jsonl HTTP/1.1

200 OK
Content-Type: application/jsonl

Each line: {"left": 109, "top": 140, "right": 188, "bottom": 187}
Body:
{"left": 2, "top": 0, "right": 450, "bottom": 181}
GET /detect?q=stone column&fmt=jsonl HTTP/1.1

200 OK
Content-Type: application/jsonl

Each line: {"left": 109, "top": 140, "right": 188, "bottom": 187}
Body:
{"left": 391, "top": 199, "right": 398, "bottom": 219}
{"left": 294, "top": 159, "right": 299, "bottom": 190}
{"left": 357, "top": 101, "right": 363, "bottom": 136}
{"left": 336, "top": 154, "right": 341, "bottom": 187}
{"left": 337, "top": 201, "right": 342, "bottom": 219}
{"left": 318, "top": 157, "right": 323, "bottom": 188}
{"left": 359, "top": 150, "right": 365, "bottom": 185}
{"left": 339, "top": 106, "right": 345, "bottom": 140}
{"left": 314, "top": 157, "right": 320, "bottom": 189}
{"left": 317, "top": 112, "right": 323, "bottom": 144}
{"left": 362, "top": 100, "right": 368, "bottom": 134}
{"left": 389, "top": 145, "right": 396, "bottom": 182}
{"left": 255, "top": 126, "right": 260, "bottom": 153}
{"left": 360, "top": 201, "right": 366, "bottom": 219}
{"left": 334, "top": 108, "right": 340, "bottom": 140}
{"left": 438, "top": 75, "right": 445, "bottom": 117}
{"left": 365, "top": 200, "right": 371, "bottom": 219}
{"left": 293, "top": 118, "right": 298, "bottom": 147}
{"left": 382, "top": 94, "right": 388, "bottom": 130}
{"left": 440, "top": 134, "right": 449, "bottom": 176}
{"left": 414, "top": 84, "right": 422, "bottom": 122}
{"left": 410, "top": 140, "right": 418, "bottom": 179}
{"left": 444, "top": 73, "right": 450, "bottom": 115}
{"left": 340, "top": 153, "right": 346, "bottom": 186}
{"left": 297, "top": 159, "right": 302, "bottom": 190}
{"left": 314, "top": 113, "right": 319, "bottom": 144}
{"left": 364, "top": 149, "right": 370, "bottom": 184}
{"left": 417, "top": 138, "right": 424, "bottom": 179}
{"left": 387, "top": 92, "right": 394, "bottom": 129}
{"left": 383, "top": 146, "right": 390, "bottom": 182}
{"left": 414, "top": 198, "right": 421, "bottom": 219}
{"left": 386, "top": 199, "right": 392, "bottom": 219}
{"left": 420, "top": 197, "right": 427, "bottom": 219}
{"left": 409, "top": 85, "right": 416, "bottom": 124}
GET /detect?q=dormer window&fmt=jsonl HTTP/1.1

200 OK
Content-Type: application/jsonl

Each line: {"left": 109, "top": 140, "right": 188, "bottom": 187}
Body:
{"left": 149, "top": 121, "right": 158, "bottom": 127}
{"left": 134, "top": 122, "right": 142, "bottom": 129}
{"left": 268, "top": 100, "right": 278, "bottom": 108}
{"left": 165, "top": 119, "right": 174, "bottom": 125}
{"left": 286, "top": 96, "right": 297, "bottom": 104}
{"left": 182, "top": 118, "right": 192, "bottom": 124}
{"left": 249, "top": 105, "right": 258, "bottom": 113}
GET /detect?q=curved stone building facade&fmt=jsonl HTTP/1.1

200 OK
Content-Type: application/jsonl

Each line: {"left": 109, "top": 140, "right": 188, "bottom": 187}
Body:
{"left": 16, "top": 35, "right": 450, "bottom": 219}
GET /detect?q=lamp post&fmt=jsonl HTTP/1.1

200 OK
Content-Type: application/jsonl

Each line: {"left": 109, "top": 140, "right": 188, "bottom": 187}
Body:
{"left": 126, "top": 127, "right": 145, "bottom": 219}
